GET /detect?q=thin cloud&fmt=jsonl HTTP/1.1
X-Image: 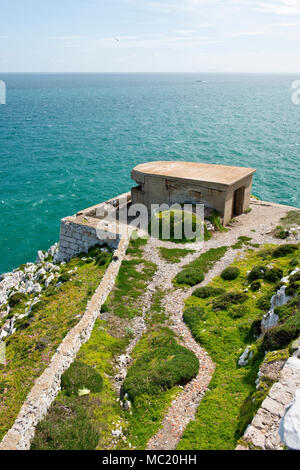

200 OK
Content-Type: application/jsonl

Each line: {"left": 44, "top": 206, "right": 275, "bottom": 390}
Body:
{"left": 255, "top": 0, "right": 300, "bottom": 15}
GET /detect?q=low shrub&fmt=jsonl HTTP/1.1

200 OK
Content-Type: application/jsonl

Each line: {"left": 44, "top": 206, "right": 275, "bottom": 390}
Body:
{"left": 250, "top": 280, "right": 261, "bottom": 292}
{"left": 290, "top": 258, "right": 299, "bottom": 267}
{"left": 183, "top": 306, "right": 207, "bottom": 329}
{"left": 274, "top": 226, "right": 290, "bottom": 240}
{"left": 221, "top": 267, "right": 240, "bottom": 281}
{"left": 250, "top": 319, "right": 262, "bottom": 338}
{"left": 95, "top": 251, "right": 111, "bottom": 266}
{"left": 149, "top": 209, "right": 202, "bottom": 243}
{"left": 61, "top": 361, "right": 103, "bottom": 396}
{"left": 123, "top": 329, "right": 199, "bottom": 402}
{"left": 272, "top": 244, "right": 298, "bottom": 258}
{"left": 175, "top": 268, "right": 204, "bottom": 287}
{"left": 262, "top": 324, "right": 299, "bottom": 352}
{"left": 58, "top": 273, "right": 71, "bottom": 283}
{"left": 264, "top": 267, "right": 283, "bottom": 283}
{"left": 31, "top": 400, "right": 100, "bottom": 451}
{"left": 247, "top": 266, "right": 266, "bottom": 282}
{"left": 192, "top": 286, "right": 226, "bottom": 299}
{"left": 274, "top": 296, "right": 300, "bottom": 323}
{"left": 228, "top": 305, "right": 249, "bottom": 319}
{"left": 256, "top": 293, "right": 273, "bottom": 311}
{"left": 8, "top": 292, "right": 27, "bottom": 307}
{"left": 212, "top": 292, "right": 248, "bottom": 311}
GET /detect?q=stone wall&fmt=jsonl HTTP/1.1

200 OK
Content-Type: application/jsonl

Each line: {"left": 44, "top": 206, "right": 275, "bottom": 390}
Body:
{"left": 0, "top": 235, "right": 130, "bottom": 451}
{"left": 237, "top": 347, "right": 300, "bottom": 450}
{"left": 55, "top": 217, "right": 121, "bottom": 263}
{"left": 55, "top": 192, "right": 131, "bottom": 263}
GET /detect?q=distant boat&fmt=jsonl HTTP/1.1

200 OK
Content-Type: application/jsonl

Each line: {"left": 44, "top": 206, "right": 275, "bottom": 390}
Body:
{"left": 195, "top": 80, "right": 203, "bottom": 83}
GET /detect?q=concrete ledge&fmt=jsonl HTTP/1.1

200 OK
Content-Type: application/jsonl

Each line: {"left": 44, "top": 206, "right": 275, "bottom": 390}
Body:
{"left": 0, "top": 235, "right": 130, "bottom": 451}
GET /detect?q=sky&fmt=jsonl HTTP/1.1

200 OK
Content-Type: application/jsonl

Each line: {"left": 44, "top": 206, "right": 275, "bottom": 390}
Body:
{"left": 1, "top": 0, "right": 300, "bottom": 73}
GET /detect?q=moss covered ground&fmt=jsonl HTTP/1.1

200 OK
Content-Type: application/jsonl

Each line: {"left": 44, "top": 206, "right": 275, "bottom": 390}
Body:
{"left": 177, "top": 243, "right": 300, "bottom": 450}
{"left": 0, "top": 249, "right": 112, "bottom": 442}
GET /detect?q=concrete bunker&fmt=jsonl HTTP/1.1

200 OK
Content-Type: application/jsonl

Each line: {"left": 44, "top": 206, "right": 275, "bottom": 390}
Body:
{"left": 131, "top": 161, "right": 256, "bottom": 225}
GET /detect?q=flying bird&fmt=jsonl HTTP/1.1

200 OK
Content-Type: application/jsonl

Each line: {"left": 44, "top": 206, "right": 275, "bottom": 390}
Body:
{"left": 114, "top": 37, "right": 119, "bottom": 42}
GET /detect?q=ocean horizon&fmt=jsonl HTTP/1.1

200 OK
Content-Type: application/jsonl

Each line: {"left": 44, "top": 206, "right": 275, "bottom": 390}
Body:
{"left": 0, "top": 72, "right": 299, "bottom": 274}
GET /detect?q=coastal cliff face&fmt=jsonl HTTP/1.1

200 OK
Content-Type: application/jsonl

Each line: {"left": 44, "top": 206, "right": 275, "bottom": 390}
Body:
{"left": 0, "top": 196, "right": 300, "bottom": 451}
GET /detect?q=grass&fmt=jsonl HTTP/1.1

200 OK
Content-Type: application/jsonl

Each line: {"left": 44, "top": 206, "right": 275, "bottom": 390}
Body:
{"left": 174, "top": 246, "right": 228, "bottom": 287}
{"left": 103, "top": 238, "right": 156, "bottom": 319}
{"left": 32, "top": 236, "right": 161, "bottom": 450}
{"left": 149, "top": 209, "right": 204, "bottom": 244}
{"left": 158, "top": 247, "right": 195, "bottom": 264}
{"left": 0, "top": 249, "right": 112, "bottom": 442}
{"left": 177, "top": 243, "right": 300, "bottom": 450}
{"left": 31, "top": 319, "right": 130, "bottom": 450}
{"left": 124, "top": 328, "right": 199, "bottom": 449}
{"left": 279, "top": 210, "right": 300, "bottom": 228}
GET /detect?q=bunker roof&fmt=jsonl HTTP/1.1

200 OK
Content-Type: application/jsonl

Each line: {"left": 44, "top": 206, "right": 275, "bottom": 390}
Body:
{"left": 132, "top": 161, "right": 256, "bottom": 188}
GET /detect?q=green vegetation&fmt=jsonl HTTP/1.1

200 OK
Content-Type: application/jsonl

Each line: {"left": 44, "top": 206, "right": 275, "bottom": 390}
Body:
{"left": 274, "top": 225, "right": 290, "bottom": 240}
{"left": 279, "top": 210, "right": 300, "bottom": 228}
{"left": 207, "top": 210, "right": 227, "bottom": 233}
{"left": 221, "top": 267, "right": 240, "bottom": 281}
{"left": 192, "top": 286, "right": 226, "bottom": 299}
{"left": 61, "top": 361, "right": 103, "bottom": 396}
{"left": 212, "top": 292, "right": 248, "bottom": 311}
{"left": 262, "top": 296, "right": 300, "bottom": 351}
{"left": 231, "top": 236, "right": 253, "bottom": 250}
{"left": 273, "top": 244, "right": 298, "bottom": 257}
{"left": 149, "top": 209, "right": 203, "bottom": 244}
{"left": 175, "top": 268, "right": 204, "bottom": 287}
{"left": 158, "top": 247, "right": 195, "bottom": 264}
{"left": 8, "top": 292, "right": 28, "bottom": 308}
{"left": 103, "top": 238, "right": 156, "bottom": 319}
{"left": 32, "top": 319, "right": 129, "bottom": 450}
{"left": 0, "top": 247, "right": 112, "bottom": 442}
{"left": 177, "top": 242, "right": 300, "bottom": 450}
{"left": 124, "top": 328, "right": 199, "bottom": 448}
{"left": 174, "top": 246, "right": 228, "bottom": 287}
{"left": 123, "top": 328, "right": 199, "bottom": 402}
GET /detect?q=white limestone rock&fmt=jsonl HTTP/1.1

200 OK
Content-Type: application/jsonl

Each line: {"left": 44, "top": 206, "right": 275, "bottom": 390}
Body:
{"left": 279, "top": 389, "right": 300, "bottom": 450}
{"left": 44, "top": 274, "right": 55, "bottom": 289}
{"left": 25, "top": 281, "right": 42, "bottom": 295}
{"left": 35, "top": 250, "right": 45, "bottom": 264}
{"left": 238, "top": 346, "right": 254, "bottom": 367}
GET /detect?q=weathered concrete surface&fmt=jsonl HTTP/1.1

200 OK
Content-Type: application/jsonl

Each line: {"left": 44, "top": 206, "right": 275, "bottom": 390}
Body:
{"left": 131, "top": 161, "right": 256, "bottom": 225}
{"left": 0, "top": 236, "right": 130, "bottom": 451}
{"left": 132, "top": 161, "right": 256, "bottom": 187}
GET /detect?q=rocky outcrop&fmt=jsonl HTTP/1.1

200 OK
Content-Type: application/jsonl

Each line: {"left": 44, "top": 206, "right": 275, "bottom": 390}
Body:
{"left": 279, "top": 388, "right": 300, "bottom": 450}
{"left": 261, "top": 268, "right": 299, "bottom": 333}
{"left": 237, "top": 343, "right": 300, "bottom": 450}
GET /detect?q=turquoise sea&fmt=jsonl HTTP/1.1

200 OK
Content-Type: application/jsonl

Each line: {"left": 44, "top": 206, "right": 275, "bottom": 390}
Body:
{"left": 0, "top": 73, "right": 299, "bottom": 274}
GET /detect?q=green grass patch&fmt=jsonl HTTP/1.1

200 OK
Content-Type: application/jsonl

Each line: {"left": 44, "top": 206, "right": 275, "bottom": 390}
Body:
{"left": 31, "top": 319, "right": 129, "bottom": 450}
{"left": 0, "top": 251, "right": 111, "bottom": 442}
{"left": 174, "top": 246, "right": 228, "bottom": 287}
{"left": 279, "top": 210, "right": 300, "bottom": 228}
{"left": 177, "top": 243, "right": 300, "bottom": 450}
{"left": 158, "top": 247, "right": 195, "bottom": 264}
{"left": 149, "top": 209, "right": 203, "bottom": 244}
{"left": 124, "top": 328, "right": 199, "bottom": 449}
{"left": 104, "top": 238, "right": 156, "bottom": 319}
